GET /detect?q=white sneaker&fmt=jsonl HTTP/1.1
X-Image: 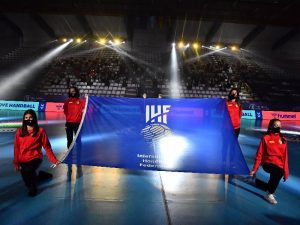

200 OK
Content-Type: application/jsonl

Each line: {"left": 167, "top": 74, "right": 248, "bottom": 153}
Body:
{"left": 264, "top": 193, "right": 278, "bottom": 204}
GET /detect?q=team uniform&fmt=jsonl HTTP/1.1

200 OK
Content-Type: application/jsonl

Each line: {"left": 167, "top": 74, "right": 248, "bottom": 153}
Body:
{"left": 13, "top": 127, "right": 59, "bottom": 195}
{"left": 63, "top": 97, "right": 85, "bottom": 147}
{"left": 226, "top": 101, "right": 242, "bottom": 137}
{"left": 252, "top": 133, "right": 289, "bottom": 194}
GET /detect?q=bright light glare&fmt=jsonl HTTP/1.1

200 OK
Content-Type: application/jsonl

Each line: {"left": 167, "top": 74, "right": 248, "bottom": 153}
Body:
{"left": 231, "top": 46, "right": 238, "bottom": 51}
{"left": 99, "top": 38, "right": 106, "bottom": 44}
{"left": 178, "top": 41, "right": 184, "bottom": 48}
{"left": 193, "top": 43, "right": 199, "bottom": 49}
{"left": 157, "top": 135, "right": 189, "bottom": 169}
{"left": 0, "top": 40, "right": 72, "bottom": 99}
{"left": 113, "top": 38, "right": 121, "bottom": 45}
{"left": 76, "top": 38, "right": 82, "bottom": 43}
{"left": 170, "top": 44, "right": 180, "bottom": 98}
{"left": 158, "top": 136, "right": 189, "bottom": 152}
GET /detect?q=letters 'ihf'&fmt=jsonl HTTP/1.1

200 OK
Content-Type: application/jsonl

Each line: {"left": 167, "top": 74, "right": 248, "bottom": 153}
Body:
{"left": 146, "top": 105, "right": 171, "bottom": 124}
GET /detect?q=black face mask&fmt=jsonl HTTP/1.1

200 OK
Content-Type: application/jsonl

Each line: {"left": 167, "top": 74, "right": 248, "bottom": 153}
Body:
{"left": 229, "top": 94, "right": 237, "bottom": 100}
{"left": 24, "top": 120, "right": 34, "bottom": 126}
{"left": 69, "top": 92, "right": 79, "bottom": 98}
{"left": 272, "top": 127, "right": 281, "bottom": 133}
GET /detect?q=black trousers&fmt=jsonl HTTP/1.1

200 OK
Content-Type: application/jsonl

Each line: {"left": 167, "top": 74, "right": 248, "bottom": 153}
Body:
{"left": 20, "top": 158, "right": 42, "bottom": 190}
{"left": 66, "top": 122, "right": 80, "bottom": 148}
{"left": 234, "top": 128, "right": 240, "bottom": 137}
{"left": 263, "top": 163, "right": 284, "bottom": 194}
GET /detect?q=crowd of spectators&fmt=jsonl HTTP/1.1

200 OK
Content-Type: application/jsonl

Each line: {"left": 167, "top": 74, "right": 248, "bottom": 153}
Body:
{"left": 30, "top": 47, "right": 298, "bottom": 110}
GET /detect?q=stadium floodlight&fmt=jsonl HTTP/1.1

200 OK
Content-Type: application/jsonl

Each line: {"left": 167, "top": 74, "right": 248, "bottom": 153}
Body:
{"left": 178, "top": 41, "right": 184, "bottom": 49}
{"left": 230, "top": 45, "right": 239, "bottom": 51}
{"left": 193, "top": 43, "right": 199, "bottom": 49}
{"left": 113, "top": 38, "right": 121, "bottom": 45}
{"left": 99, "top": 38, "right": 107, "bottom": 45}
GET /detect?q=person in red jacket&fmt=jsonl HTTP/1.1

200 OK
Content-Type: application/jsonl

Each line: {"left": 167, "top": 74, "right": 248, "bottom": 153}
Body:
{"left": 226, "top": 88, "right": 243, "bottom": 137}
{"left": 13, "top": 109, "right": 60, "bottom": 196}
{"left": 249, "top": 119, "right": 289, "bottom": 204}
{"left": 64, "top": 86, "right": 85, "bottom": 148}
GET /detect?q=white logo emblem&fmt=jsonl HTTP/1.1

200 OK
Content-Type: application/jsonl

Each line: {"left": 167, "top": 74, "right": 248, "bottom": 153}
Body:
{"left": 145, "top": 105, "right": 171, "bottom": 124}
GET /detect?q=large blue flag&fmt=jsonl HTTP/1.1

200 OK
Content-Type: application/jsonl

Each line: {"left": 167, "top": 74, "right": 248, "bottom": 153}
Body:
{"left": 62, "top": 96, "right": 249, "bottom": 174}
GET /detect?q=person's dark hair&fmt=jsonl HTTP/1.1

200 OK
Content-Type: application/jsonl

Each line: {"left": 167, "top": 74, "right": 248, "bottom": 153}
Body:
{"left": 266, "top": 118, "right": 286, "bottom": 143}
{"left": 227, "top": 88, "right": 241, "bottom": 105}
{"left": 20, "top": 109, "right": 39, "bottom": 137}
{"left": 68, "top": 86, "right": 80, "bottom": 98}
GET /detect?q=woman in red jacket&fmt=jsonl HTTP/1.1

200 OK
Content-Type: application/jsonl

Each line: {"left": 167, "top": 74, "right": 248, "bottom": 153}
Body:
{"left": 64, "top": 86, "right": 85, "bottom": 148}
{"left": 13, "top": 109, "right": 60, "bottom": 196}
{"left": 226, "top": 88, "right": 243, "bottom": 137}
{"left": 249, "top": 119, "right": 289, "bottom": 204}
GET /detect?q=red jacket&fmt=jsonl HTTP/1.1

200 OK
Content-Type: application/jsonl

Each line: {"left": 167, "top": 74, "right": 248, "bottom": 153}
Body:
{"left": 252, "top": 133, "right": 289, "bottom": 180}
{"left": 63, "top": 97, "right": 85, "bottom": 123}
{"left": 13, "top": 127, "right": 58, "bottom": 168}
{"left": 226, "top": 101, "right": 242, "bottom": 129}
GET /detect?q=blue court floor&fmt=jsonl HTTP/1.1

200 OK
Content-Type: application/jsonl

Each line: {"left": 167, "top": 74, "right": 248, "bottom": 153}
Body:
{"left": 0, "top": 112, "right": 300, "bottom": 225}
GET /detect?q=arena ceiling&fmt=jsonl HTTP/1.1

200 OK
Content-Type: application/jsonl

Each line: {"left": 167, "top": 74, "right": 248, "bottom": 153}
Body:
{"left": 1, "top": 0, "right": 299, "bottom": 27}
{"left": 0, "top": 0, "right": 299, "bottom": 52}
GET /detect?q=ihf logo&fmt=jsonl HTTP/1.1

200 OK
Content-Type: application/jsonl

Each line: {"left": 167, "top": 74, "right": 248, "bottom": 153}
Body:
{"left": 141, "top": 105, "right": 172, "bottom": 142}
{"left": 145, "top": 105, "right": 171, "bottom": 123}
